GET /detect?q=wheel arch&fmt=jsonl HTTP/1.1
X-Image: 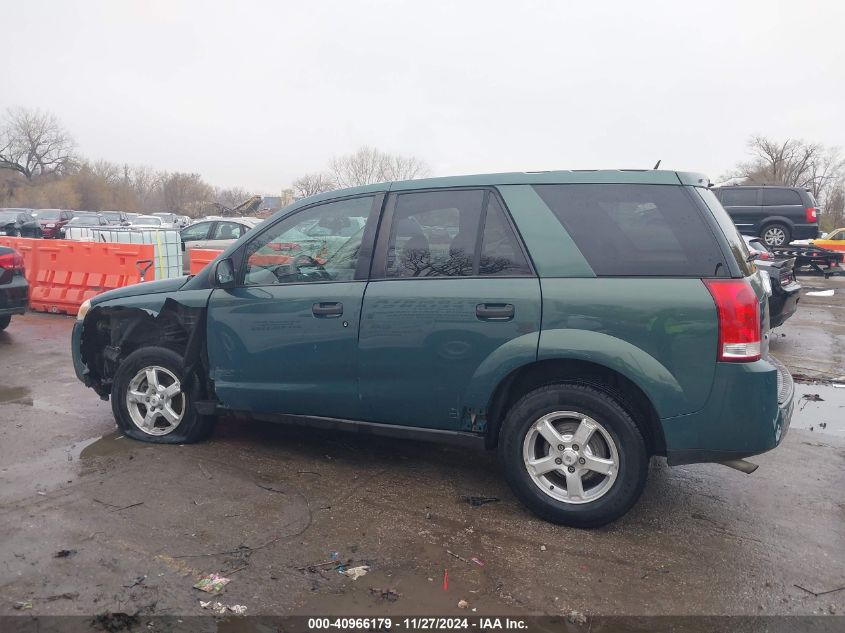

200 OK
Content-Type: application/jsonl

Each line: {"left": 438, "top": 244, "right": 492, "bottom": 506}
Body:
{"left": 80, "top": 298, "right": 209, "bottom": 398}
{"left": 483, "top": 358, "right": 667, "bottom": 457}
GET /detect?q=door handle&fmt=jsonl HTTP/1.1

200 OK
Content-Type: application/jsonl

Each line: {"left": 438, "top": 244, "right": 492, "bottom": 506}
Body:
{"left": 476, "top": 303, "right": 514, "bottom": 321}
{"left": 312, "top": 302, "right": 343, "bottom": 318}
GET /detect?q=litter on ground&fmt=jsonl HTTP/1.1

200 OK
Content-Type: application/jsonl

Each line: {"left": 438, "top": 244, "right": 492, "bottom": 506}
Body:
{"left": 193, "top": 573, "right": 231, "bottom": 594}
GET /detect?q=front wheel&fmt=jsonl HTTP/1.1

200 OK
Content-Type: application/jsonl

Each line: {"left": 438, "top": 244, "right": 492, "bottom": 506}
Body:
{"left": 111, "top": 346, "right": 215, "bottom": 443}
{"left": 499, "top": 383, "right": 648, "bottom": 528}
{"left": 0, "top": 315, "right": 11, "bottom": 331}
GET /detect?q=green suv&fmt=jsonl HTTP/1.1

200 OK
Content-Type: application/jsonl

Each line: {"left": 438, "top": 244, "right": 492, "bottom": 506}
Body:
{"left": 71, "top": 170, "right": 793, "bottom": 527}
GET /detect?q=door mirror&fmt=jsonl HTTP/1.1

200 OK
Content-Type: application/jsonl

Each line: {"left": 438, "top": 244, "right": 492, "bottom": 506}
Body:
{"left": 214, "top": 258, "right": 236, "bottom": 287}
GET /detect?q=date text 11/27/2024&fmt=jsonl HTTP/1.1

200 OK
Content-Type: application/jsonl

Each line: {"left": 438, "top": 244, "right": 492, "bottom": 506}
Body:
{"left": 307, "top": 618, "right": 529, "bottom": 630}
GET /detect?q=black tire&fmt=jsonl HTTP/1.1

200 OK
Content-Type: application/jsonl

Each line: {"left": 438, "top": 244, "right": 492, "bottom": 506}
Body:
{"left": 499, "top": 383, "right": 648, "bottom": 528}
{"left": 761, "top": 222, "right": 791, "bottom": 247}
{"left": 0, "top": 315, "right": 11, "bottom": 331}
{"left": 111, "top": 346, "right": 215, "bottom": 443}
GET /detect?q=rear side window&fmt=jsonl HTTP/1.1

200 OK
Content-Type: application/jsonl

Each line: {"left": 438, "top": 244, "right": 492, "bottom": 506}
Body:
{"left": 533, "top": 184, "right": 728, "bottom": 277}
{"left": 385, "top": 190, "right": 531, "bottom": 278}
{"left": 762, "top": 189, "right": 801, "bottom": 206}
{"left": 720, "top": 188, "right": 758, "bottom": 206}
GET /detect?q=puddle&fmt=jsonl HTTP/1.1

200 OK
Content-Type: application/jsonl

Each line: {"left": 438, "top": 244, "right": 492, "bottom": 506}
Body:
{"left": 0, "top": 385, "right": 32, "bottom": 405}
{"left": 0, "top": 432, "right": 133, "bottom": 503}
{"left": 79, "top": 431, "right": 130, "bottom": 459}
{"left": 790, "top": 383, "right": 845, "bottom": 438}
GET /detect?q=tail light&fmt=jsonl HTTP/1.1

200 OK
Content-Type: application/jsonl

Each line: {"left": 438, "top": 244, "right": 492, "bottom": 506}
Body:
{"left": 0, "top": 251, "right": 25, "bottom": 274}
{"left": 704, "top": 279, "right": 761, "bottom": 362}
{"left": 806, "top": 207, "right": 818, "bottom": 223}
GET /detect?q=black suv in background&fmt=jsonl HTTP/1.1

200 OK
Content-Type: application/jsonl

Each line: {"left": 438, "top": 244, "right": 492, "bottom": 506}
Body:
{"left": 713, "top": 185, "right": 819, "bottom": 246}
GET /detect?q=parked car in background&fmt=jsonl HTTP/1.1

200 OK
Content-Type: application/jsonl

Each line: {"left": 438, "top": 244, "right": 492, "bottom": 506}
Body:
{"left": 125, "top": 213, "right": 140, "bottom": 223}
{"left": 73, "top": 170, "right": 793, "bottom": 528}
{"left": 811, "top": 228, "right": 845, "bottom": 252}
{"left": 743, "top": 236, "right": 801, "bottom": 328}
{"left": 179, "top": 217, "right": 262, "bottom": 272}
{"left": 34, "top": 209, "right": 75, "bottom": 238}
{"left": 131, "top": 215, "right": 164, "bottom": 228}
{"left": 713, "top": 185, "right": 819, "bottom": 247}
{"left": 152, "top": 212, "right": 179, "bottom": 228}
{"left": 0, "top": 209, "right": 43, "bottom": 237}
{"left": 59, "top": 213, "right": 110, "bottom": 237}
{"left": 101, "top": 211, "right": 131, "bottom": 226}
{"left": 0, "top": 245, "right": 28, "bottom": 330}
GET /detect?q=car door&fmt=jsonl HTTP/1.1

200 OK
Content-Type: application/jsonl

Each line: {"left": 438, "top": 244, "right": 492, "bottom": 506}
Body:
{"left": 720, "top": 188, "right": 761, "bottom": 235}
{"left": 206, "top": 194, "right": 383, "bottom": 418}
{"left": 815, "top": 228, "right": 845, "bottom": 252}
{"left": 181, "top": 221, "right": 214, "bottom": 272}
{"left": 202, "top": 221, "right": 249, "bottom": 250}
{"left": 358, "top": 188, "right": 541, "bottom": 431}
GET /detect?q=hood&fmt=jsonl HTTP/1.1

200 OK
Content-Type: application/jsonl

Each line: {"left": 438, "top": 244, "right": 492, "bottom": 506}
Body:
{"left": 91, "top": 276, "right": 191, "bottom": 305}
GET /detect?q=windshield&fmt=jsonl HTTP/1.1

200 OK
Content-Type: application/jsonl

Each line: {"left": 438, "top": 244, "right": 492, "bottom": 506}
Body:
{"left": 102, "top": 212, "right": 122, "bottom": 221}
{"left": 72, "top": 216, "right": 100, "bottom": 225}
{"left": 35, "top": 210, "right": 61, "bottom": 219}
{"left": 135, "top": 216, "right": 162, "bottom": 225}
{"left": 0, "top": 212, "right": 20, "bottom": 222}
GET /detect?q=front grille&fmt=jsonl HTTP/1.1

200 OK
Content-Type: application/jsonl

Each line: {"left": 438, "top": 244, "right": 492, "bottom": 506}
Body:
{"left": 768, "top": 354, "right": 793, "bottom": 405}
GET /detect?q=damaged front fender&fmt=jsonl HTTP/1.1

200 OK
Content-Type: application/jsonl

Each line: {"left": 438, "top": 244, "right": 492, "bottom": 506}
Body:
{"left": 74, "top": 289, "right": 214, "bottom": 399}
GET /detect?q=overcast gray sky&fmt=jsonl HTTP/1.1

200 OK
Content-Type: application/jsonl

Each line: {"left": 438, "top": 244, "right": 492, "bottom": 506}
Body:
{"left": 2, "top": 0, "right": 843, "bottom": 193}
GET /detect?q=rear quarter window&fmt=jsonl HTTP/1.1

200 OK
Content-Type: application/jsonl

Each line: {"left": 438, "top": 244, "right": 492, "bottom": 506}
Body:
{"left": 532, "top": 184, "right": 729, "bottom": 277}
{"left": 762, "top": 189, "right": 802, "bottom": 206}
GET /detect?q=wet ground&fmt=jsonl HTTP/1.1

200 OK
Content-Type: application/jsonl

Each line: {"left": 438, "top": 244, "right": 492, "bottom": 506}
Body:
{"left": 1, "top": 276, "right": 844, "bottom": 620}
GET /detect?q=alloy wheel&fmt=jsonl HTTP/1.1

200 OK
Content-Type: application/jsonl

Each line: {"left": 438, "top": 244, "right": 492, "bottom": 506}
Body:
{"left": 522, "top": 411, "right": 620, "bottom": 504}
{"left": 125, "top": 365, "right": 185, "bottom": 436}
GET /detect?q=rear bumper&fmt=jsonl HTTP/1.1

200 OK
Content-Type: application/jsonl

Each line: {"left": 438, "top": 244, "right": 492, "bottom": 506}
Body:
{"left": 0, "top": 276, "right": 29, "bottom": 316}
{"left": 663, "top": 355, "right": 793, "bottom": 465}
{"left": 769, "top": 283, "right": 801, "bottom": 328}
{"left": 791, "top": 224, "right": 819, "bottom": 240}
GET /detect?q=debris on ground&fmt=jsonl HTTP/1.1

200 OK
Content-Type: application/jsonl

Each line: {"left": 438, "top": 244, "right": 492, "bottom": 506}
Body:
{"left": 43, "top": 592, "right": 79, "bottom": 601}
{"left": 567, "top": 610, "right": 587, "bottom": 625}
{"left": 193, "top": 573, "right": 231, "bottom": 594}
{"left": 540, "top": 545, "right": 547, "bottom": 551}
{"left": 53, "top": 549, "right": 77, "bottom": 558}
{"left": 370, "top": 587, "right": 401, "bottom": 602}
{"left": 13, "top": 601, "right": 33, "bottom": 610}
{"left": 461, "top": 495, "right": 500, "bottom": 506}
{"left": 471, "top": 557, "right": 485, "bottom": 566}
{"left": 122, "top": 575, "right": 146, "bottom": 588}
{"left": 805, "top": 289, "right": 834, "bottom": 297}
{"left": 447, "top": 550, "right": 470, "bottom": 564}
{"left": 793, "top": 584, "right": 845, "bottom": 597}
{"left": 343, "top": 565, "right": 370, "bottom": 580}
{"left": 458, "top": 599, "right": 469, "bottom": 609}
{"left": 91, "top": 611, "right": 139, "bottom": 632}
{"left": 199, "top": 600, "right": 248, "bottom": 615}
{"left": 443, "top": 569, "right": 449, "bottom": 590}
{"left": 802, "top": 394, "right": 825, "bottom": 402}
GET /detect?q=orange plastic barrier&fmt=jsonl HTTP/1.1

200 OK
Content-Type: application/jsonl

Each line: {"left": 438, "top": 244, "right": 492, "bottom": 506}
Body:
{"left": 188, "top": 248, "right": 222, "bottom": 275}
{"left": 0, "top": 237, "right": 155, "bottom": 315}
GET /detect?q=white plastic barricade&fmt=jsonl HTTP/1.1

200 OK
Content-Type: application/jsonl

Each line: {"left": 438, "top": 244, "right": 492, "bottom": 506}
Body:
{"left": 64, "top": 227, "right": 183, "bottom": 279}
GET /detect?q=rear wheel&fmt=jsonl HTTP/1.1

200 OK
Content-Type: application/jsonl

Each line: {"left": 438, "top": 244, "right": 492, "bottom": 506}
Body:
{"left": 111, "top": 346, "right": 215, "bottom": 443}
{"left": 0, "top": 315, "right": 11, "bottom": 330}
{"left": 499, "top": 383, "right": 648, "bottom": 527}
{"left": 761, "top": 222, "right": 791, "bottom": 247}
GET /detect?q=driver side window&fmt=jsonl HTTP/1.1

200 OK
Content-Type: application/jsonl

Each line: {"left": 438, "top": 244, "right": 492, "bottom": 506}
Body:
{"left": 243, "top": 196, "right": 374, "bottom": 286}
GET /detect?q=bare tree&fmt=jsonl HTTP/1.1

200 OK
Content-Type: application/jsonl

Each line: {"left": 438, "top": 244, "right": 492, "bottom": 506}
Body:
{"left": 329, "top": 146, "right": 430, "bottom": 188}
{"left": 159, "top": 172, "right": 214, "bottom": 214}
{"left": 292, "top": 172, "right": 336, "bottom": 199}
{"left": 729, "top": 136, "right": 844, "bottom": 204}
{"left": 214, "top": 186, "right": 252, "bottom": 208}
{"left": 0, "top": 107, "right": 76, "bottom": 179}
